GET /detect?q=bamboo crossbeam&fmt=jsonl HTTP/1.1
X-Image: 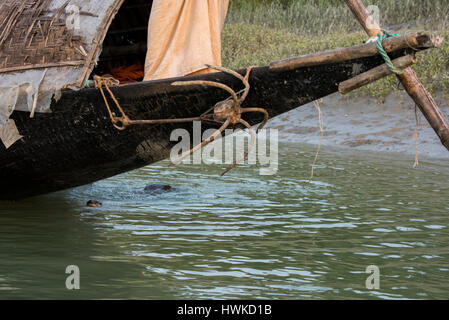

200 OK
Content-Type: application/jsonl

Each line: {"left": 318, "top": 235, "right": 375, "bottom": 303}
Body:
{"left": 339, "top": 54, "right": 418, "bottom": 94}
{"left": 344, "top": 0, "right": 449, "bottom": 152}
{"left": 269, "top": 33, "right": 443, "bottom": 72}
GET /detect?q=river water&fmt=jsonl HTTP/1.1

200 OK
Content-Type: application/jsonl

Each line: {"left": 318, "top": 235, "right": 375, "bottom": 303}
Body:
{"left": 0, "top": 142, "right": 448, "bottom": 300}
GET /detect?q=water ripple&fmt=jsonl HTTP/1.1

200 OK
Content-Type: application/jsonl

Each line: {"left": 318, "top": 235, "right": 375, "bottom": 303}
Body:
{"left": 1, "top": 143, "right": 449, "bottom": 299}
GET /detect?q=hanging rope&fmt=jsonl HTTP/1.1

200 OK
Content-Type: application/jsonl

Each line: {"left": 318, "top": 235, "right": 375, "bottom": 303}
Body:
{"left": 376, "top": 30, "right": 405, "bottom": 75}
{"left": 310, "top": 99, "right": 324, "bottom": 181}
{"left": 413, "top": 104, "right": 420, "bottom": 168}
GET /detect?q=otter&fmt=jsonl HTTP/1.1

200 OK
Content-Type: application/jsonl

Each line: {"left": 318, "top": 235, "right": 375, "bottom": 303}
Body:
{"left": 144, "top": 183, "right": 173, "bottom": 195}
{"left": 87, "top": 200, "right": 102, "bottom": 207}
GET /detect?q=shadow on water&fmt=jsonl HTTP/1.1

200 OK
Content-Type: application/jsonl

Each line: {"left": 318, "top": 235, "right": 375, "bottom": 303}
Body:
{"left": 1, "top": 142, "right": 449, "bottom": 299}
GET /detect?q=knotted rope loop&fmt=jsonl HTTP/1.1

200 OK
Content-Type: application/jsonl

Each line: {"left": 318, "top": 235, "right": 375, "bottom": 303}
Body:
{"left": 376, "top": 30, "right": 405, "bottom": 75}
{"left": 93, "top": 75, "right": 129, "bottom": 131}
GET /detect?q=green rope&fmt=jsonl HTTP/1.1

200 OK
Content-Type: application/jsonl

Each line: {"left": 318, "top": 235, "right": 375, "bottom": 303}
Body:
{"left": 376, "top": 30, "right": 405, "bottom": 75}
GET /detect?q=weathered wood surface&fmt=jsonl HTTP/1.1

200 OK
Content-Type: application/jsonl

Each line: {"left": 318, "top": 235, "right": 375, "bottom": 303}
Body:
{"left": 0, "top": 49, "right": 408, "bottom": 200}
{"left": 344, "top": 0, "right": 449, "bottom": 152}
{"left": 269, "top": 32, "right": 442, "bottom": 72}
{"left": 339, "top": 54, "right": 417, "bottom": 94}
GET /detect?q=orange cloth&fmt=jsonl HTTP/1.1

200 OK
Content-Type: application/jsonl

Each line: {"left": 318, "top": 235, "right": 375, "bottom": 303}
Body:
{"left": 110, "top": 64, "right": 145, "bottom": 83}
{"left": 144, "top": 0, "right": 230, "bottom": 81}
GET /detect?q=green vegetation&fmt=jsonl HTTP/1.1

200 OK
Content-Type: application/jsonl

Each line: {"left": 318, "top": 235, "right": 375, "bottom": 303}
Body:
{"left": 222, "top": 0, "right": 449, "bottom": 101}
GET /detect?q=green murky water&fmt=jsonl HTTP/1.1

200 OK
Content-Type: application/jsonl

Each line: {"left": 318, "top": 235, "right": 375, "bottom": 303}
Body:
{"left": 1, "top": 143, "right": 448, "bottom": 300}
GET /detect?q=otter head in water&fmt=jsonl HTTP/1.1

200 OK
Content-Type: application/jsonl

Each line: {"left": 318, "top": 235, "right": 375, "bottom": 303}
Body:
{"left": 144, "top": 183, "right": 173, "bottom": 195}
{"left": 87, "top": 200, "right": 102, "bottom": 207}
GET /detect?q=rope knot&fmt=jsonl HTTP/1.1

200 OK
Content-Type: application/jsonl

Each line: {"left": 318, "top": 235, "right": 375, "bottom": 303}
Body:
{"left": 376, "top": 30, "right": 405, "bottom": 75}
{"left": 93, "top": 75, "right": 128, "bottom": 130}
{"left": 93, "top": 75, "right": 120, "bottom": 88}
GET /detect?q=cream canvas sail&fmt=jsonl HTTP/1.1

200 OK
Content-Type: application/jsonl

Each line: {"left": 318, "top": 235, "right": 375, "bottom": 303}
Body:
{"left": 144, "top": 0, "right": 229, "bottom": 81}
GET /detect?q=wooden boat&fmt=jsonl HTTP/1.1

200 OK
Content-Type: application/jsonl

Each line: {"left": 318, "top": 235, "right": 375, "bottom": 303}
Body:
{"left": 0, "top": 0, "right": 445, "bottom": 200}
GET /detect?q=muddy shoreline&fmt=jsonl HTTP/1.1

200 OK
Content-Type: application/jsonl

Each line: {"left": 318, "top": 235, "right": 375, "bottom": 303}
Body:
{"left": 267, "top": 91, "right": 449, "bottom": 161}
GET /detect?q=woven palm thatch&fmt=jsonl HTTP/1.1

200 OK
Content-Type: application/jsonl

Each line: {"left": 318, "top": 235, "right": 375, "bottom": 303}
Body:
{"left": 0, "top": 0, "right": 126, "bottom": 131}
{"left": 0, "top": 0, "right": 127, "bottom": 83}
{"left": 0, "top": 0, "right": 86, "bottom": 73}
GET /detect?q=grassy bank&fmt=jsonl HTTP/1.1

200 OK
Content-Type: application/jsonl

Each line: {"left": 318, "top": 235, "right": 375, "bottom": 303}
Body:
{"left": 222, "top": 0, "right": 449, "bottom": 101}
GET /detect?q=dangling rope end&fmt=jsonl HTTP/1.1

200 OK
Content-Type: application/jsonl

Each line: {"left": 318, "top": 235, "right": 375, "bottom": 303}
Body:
{"left": 309, "top": 100, "right": 325, "bottom": 181}
{"left": 413, "top": 104, "right": 420, "bottom": 168}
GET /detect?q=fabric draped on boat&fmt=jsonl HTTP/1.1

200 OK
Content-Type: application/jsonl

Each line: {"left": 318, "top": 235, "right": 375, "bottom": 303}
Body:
{"left": 144, "top": 0, "right": 229, "bottom": 81}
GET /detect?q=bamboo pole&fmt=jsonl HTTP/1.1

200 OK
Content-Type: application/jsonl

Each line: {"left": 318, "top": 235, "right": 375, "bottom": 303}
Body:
{"left": 0, "top": 60, "right": 85, "bottom": 74}
{"left": 344, "top": 0, "right": 449, "bottom": 151}
{"left": 339, "top": 54, "right": 418, "bottom": 94}
{"left": 269, "top": 33, "right": 442, "bottom": 71}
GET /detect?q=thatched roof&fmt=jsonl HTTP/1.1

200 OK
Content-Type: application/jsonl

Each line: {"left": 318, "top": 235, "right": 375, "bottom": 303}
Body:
{"left": 0, "top": 0, "right": 85, "bottom": 73}
{"left": 0, "top": 0, "right": 127, "bottom": 131}
{"left": 0, "top": 0, "right": 125, "bottom": 84}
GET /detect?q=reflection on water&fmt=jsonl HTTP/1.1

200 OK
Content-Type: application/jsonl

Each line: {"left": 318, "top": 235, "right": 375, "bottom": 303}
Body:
{"left": 0, "top": 143, "right": 448, "bottom": 299}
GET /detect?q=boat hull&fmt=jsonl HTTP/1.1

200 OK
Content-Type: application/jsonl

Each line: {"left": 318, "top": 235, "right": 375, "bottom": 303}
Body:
{"left": 0, "top": 52, "right": 403, "bottom": 199}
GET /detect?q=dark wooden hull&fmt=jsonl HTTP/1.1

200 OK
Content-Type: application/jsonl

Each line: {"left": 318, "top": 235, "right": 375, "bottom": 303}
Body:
{"left": 0, "top": 51, "right": 404, "bottom": 200}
